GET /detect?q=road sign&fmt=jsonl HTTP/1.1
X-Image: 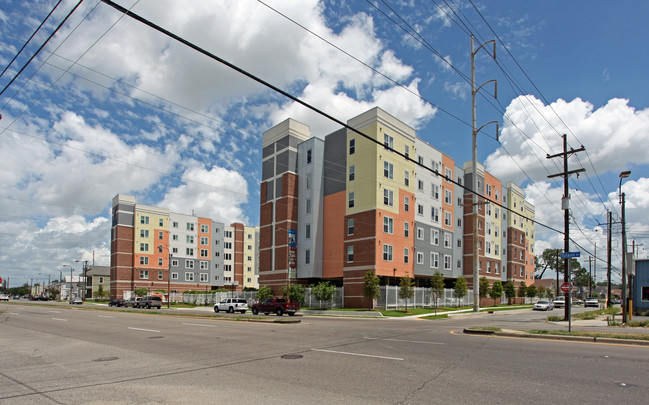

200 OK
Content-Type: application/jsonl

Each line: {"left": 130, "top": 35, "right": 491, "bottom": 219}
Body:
{"left": 560, "top": 282, "right": 572, "bottom": 293}
{"left": 560, "top": 252, "right": 580, "bottom": 259}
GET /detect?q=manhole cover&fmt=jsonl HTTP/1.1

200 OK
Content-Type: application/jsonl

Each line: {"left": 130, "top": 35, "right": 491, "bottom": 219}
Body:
{"left": 281, "top": 354, "right": 303, "bottom": 360}
{"left": 93, "top": 357, "right": 118, "bottom": 362}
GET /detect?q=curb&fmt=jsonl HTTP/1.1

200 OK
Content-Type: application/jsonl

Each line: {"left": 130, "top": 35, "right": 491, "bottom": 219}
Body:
{"left": 463, "top": 328, "right": 649, "bottom": 346}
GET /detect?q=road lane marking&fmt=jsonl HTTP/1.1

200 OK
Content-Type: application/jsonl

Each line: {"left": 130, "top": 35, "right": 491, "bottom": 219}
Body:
{"left": 182, "top": 322, "right": 215, "bottom": 328}
{"left": 49, "top": 310, "right": 60, "bottom": 313}
{"left": 311, "top": 348, "right": 403, "bottom": 361}
{"left": 364, "top": 337, "right": 446, "bottom": 345}
{"left": 98, "top": 315, "right": 115, "bottom": 318}
{"left": 51, "top": 318, "right": 68, "bottom": 321}
{"left": 8, "top": 312, "right": 19, "bottom": 315}
{"left": 128, "top": 327, "right": 160, "bottom": 333}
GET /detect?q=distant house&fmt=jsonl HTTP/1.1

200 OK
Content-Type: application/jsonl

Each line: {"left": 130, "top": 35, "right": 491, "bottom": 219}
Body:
{"left": 534, "top": 278, "right": 557, "bottom": 297}
{"left": 86, "top": 265, "right": 110, "bottom": 300}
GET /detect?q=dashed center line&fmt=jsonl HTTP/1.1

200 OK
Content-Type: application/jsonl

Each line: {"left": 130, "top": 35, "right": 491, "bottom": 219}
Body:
{"left": 364, "top": 337, "right": 446, "bottom": 345}
{"left": 311, "top": 348, "right": 403, "bottom": 361}
{"left": 182, "top": 322, "right": 215, "bottom": 328}
{"left": 128, "top": 327, "right": 160, "bottom": 333}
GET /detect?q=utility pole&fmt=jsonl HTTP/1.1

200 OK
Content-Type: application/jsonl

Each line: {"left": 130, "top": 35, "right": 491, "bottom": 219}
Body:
{"left": 470, "top": 35, "right": 497, "bottom": 312}
{"left": 556, "top": 249, "right": 560, "bottom": 296}
{"left": 546, "top": 134, "right": 585, "bottom": 323}
{"left": 588, "top": 256, "right": 592, "bottom": 296}
{"left": 607, "top": 211, "right": 612, "bottom": 307}
{"left": 619, "top": 170, "right": 630, "bottom": 323}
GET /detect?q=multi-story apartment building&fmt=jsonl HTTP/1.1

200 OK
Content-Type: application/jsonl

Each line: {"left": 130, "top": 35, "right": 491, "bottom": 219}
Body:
{"left": 110, "top": 194, "right": 258, "bottom": 299}
{"left": 259, "top": 107, "right": 535, "bottom": 307}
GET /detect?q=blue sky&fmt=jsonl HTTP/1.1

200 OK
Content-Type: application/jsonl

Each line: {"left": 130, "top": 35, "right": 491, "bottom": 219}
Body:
{"left": 1, "top": 0, "right": 647, "bottom": 287}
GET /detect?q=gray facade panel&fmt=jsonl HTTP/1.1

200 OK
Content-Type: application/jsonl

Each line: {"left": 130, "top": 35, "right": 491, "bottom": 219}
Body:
{"left": 323, "top": 128, "right": 347, "bottom": 196}
{"left": 262, "top": 144, "right": 274, "bottom": 159}
{"left": 276, "top": 135, "right": 289, "bottom": 150}
{"left": 414, "top": 223, "right": 454, "bottom": 278}
{"left": 275, "top": 177, "right": 283, "bottom": 199}
{"left": 276, "top": 151, "right": 289, "bottom": 174}
{"left": 262, "top": 158, "right": 274, "bottom": 181}
{"left": 266, "top": 180, "right": 274, "bottom": 201}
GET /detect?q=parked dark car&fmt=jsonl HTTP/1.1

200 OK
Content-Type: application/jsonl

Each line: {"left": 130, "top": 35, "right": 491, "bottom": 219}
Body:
{"left": 108, "top": 298, "right": 126, "bottom": 307}
{"left": 124, "top": 297, "right": 143, "bottom": 308}
{"left": 31, "top": 295, "right": 49, "bottom": 301}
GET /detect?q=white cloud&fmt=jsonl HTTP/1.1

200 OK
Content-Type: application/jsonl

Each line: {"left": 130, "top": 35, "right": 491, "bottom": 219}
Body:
{"left": 485, "top": 96, "right": 649, "bottom": 185}
{"left": 160, "top": 165, "right": 249, "bottom": 225}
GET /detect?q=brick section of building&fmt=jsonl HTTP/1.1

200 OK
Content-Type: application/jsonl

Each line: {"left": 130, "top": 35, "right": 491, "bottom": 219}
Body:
{"left": 507, "top": 228, "right": 526, "bottom": 283}
{"left": 110, "top": 225, "right": 134, "bottom": 299}
{"left": 233, "top": 223, "right": 244, "bottom": 291}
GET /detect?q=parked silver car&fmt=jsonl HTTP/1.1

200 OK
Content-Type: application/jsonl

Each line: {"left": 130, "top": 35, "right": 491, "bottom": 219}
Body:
{"left": 584, "top": 297, "right": 599, "bottom": 308}
{"left": 533, "top": 300, "right": 554, "bottom": 311}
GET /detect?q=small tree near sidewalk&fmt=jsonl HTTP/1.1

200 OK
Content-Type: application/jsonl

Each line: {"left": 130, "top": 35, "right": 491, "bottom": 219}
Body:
{"left": 489, "top": 281, "right": 503, "bottom": 306}
{"left": 134, "top": 288, "right": 148, "bottom": 297}
{"left": 454, "top": 276, "right": 468, "bottom": 307}
{"left": 526, "top": 284, "right": 538, "bottom": 301}
{"left": 504, "top": 282, "right": 516, "bottom": 304}
{"left": 430, "top": 271, "right": 445, "bottom": 314}
{"left": 399, "top": 276, "right": 415, "bottom": 312}
{"left": 255, "top": 285, "right": 273, "bottom": 302}
{"left": 517, "top": 281, "right": 527, "bottom": 304}
{"left": 311, "top": 281, "right": 336, "bottom": 309}
{"left": 363, "top": 271, "right": 381, "bottom": 310}
{"left": 479, "top": 277, "right": 490, "bottom": 305}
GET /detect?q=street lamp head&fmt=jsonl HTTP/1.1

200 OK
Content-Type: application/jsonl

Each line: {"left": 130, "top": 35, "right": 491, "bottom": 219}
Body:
{"left": 619, "top": 171, "right": 631, "bottom": 179}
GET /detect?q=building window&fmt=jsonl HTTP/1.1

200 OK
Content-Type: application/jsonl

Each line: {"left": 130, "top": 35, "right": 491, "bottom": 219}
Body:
{"left": 349, "top": 138, "right": 355, "bottom": 155}
{"left": 199, "top": 273, "right": 208, "bottom": 282}
{"left": 404, "top": 196, "right": 409, "bottom": 212}
{"left": 171, "top": 259, "right": 178, "bottom": 267}
{"left": 384, "top": 161, "right": 394, "bottom": 179}
{"left": 185, "top": 260, "right": 194, "bottom": 269}
{"left": 416, "top": 252, "right": 424, "bottom": 265}
{"left": 158, "top": 258, "right": 163, "bottom": 266}
{"left": 431, "top": 252, "right": 439, "bottom": 269}
{"left": 200, "top": 249, "right": 208, "bottom": 258}
{"left": 186, "top": 248, "right": 194, "bottom": 256}
{"left": 404, "top": 222, "right": 409, "bottom": 238}
{"left": 306, "top": 173, "right": 312, "bottom": 189}
{"left": 383, "top": 189, "right": 393, "bottom": 206}
{"left": 384, "top": 134, "right": 394, "bottom": 150}
{"left": 99, "top": 277, "right": 104, "bottom": 283}
{"left": 158, "top": 231, "right": 164, "bottom": 240}
{"left": 140, "top": 216, "right": 149, "bottom": 224}
{"left": 417, "top": 227, "right": 424, "bottom": 240}
{"left": 382, "top": 244, "right": 393, "bottom": 261}
{"left": 171, "top": 272, "right": 178, "bottom": 280}
{"left": 172, "top": 221, "right": 178, "bottom": 228}
{"left": 200, "top": 236, "right": 208, "bottom": 245}
{"left": 417, "top": 204, "right": 424, "bottom": 216}
{"left": 158, "top": 245, "right": 163, "bottom": 253}
{"left": 495, "top": 263, "right": 500, "bottom": 274}
{"left": 445, "top": 168, "right": 452, "bottom": 181}
{"left": 457, "top": 218, "right": 462, "bottom": 227}
{"left": 444, "top": 232, "right": 451, "bottom": 248}
{"left": 172, "top": 234, "right": 178, "bottom": 241}
{"left": 199, "top": 224, "right": 208, "bottom": 233}
{"left": 185, "top": 272, "right": 194, "bottom": 281}
{"left": 431, "top": 207, "right": 439, "bottom": 223}
{"left": 404, "top": 144, "right": 409, "bottom": 158}
{"left": 158, "top": 271, "right": 163, "bottom": 280}
{"left": 431, "top": 229, "right": 439, "bottom": 245}
{"left": 348, "top": 218, "right": 354, "bottom": 235}
{"left": 432, "top": 184, "right": 439, "bottom": 200}
{"left": 349, "top": 165, "right": 355, "bottom": 181}
{"left": 486, "top": 241, "right": 491, "bottom": 254}
{"left": 347, "top": 245, "right": 354, "bottom": 263}
{"left": 140, "top": 243, "right": 148, "bottom": 252}
{"left": 444, "top": 211, "right": 452, "bottom": 227}
{"left": 306, "top": 198, "right": 312, "bottom": 214}
{"left": 139, "top": 270, "right": 149, "bottom": 279}
{"left": 305, "top": 223, "right": 311, "bottom": 239}
{"left": 486, "top": 261, "right": 491, "bottom": 273}
{"left": 418, "top": 180, "right": 424, "bottom": 191}
{"left": 348, "top": 192, "right": 355, "bottom": 208}
{"left": 444, "top": 189, "right": 452, "bottom": 205}
{"left": 404, "top": 248, "right": 409, "bottom": 264}
{"left": 186, "top": 223, "right": 194, "bottom": 231}
{"left": 159, "top": 218, "right": 164, "bottom": 226}
{"left": 172, "top": 247, "right": 178, "bottom": 254}
{"left": 383, "top": 216, "right": 394, "bottom": 234}
{"left": 139, "top": 257, "right": 149, "bottom": 265}
{"left": 140, "top": 229, "right": 149, "bottom": 238}
{"left": 306, "top": 149, "right": 312, "bottom": 164}
{"left": 305, "top": 249, "right": 311, "bottom": 265}
{"left": 444, "top": 255, "right": 451, "bottom": 270}
{"left": 457, "top": 239, "right": 462, "bottom": 248}
{"left": 404, "top": 170, "right": 409, "bottom": 186}
{"left": 486, "top": 184, "right": 492, "bottom": 196}
{"left": 186, "top": 235, "right": 194, "bottom": 244}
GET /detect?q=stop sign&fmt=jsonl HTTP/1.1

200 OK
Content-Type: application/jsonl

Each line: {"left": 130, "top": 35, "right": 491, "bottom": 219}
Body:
{"left": 560, "top": 282, "right": 571, "bottom": 293}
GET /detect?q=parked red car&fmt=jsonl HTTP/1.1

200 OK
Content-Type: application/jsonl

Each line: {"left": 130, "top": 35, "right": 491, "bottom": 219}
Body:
{"left": 251, "top": 297, "right": 299, "bottom": 316}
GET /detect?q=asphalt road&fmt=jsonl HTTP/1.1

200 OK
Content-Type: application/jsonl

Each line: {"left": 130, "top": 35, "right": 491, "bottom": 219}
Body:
{"left": 1, "top": 303, "right": 648, "bottom": 404}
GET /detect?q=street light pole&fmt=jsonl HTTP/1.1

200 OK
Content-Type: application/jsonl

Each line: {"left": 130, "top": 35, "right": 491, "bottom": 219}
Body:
{"left": 619, "top": 170, "right": 631, "bottom": 323}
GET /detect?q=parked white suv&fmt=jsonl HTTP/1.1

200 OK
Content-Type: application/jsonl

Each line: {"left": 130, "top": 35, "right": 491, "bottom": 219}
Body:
{"left": 214, "top": 298, "right": 248, "bottom": 314}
